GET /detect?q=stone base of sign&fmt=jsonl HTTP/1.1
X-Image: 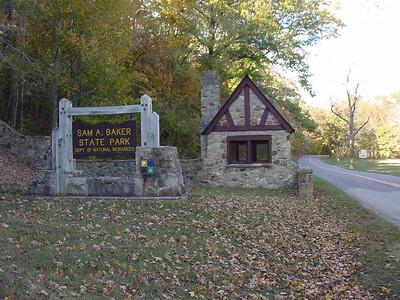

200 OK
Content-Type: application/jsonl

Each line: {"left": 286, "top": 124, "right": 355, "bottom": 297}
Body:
{"left": 26, "top": 146, "right": 185, "bottom": 198}
{"left": 26, "top": 169, "right": 57, "bottom": 196}
{"left": 135, "top": 146, "right": 185, "bottom": 197}
{"left": 76, "top": 160, "right": 136, "bottom": 177}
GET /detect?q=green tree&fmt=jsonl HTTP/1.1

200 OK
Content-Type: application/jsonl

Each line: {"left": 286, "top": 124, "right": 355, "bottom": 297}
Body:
{"left": 376, "top": 126, "right": 400, "bottom": 158}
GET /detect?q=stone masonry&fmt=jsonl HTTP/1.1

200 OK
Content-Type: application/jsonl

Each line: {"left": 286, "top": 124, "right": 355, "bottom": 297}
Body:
{"left": 135, "top": 146, "right": 185, "bottom": 197}
{"left": 200, "top": 71, "right": 220, "bottom": 160}
{"left": 199, "top": 72, "right": 302, "bottom": 190}
{"left": 201, "top": 130, "right": 296, "bottom": 188}
{"left": 0, "top": 120, "right": 50, "bottom": 168}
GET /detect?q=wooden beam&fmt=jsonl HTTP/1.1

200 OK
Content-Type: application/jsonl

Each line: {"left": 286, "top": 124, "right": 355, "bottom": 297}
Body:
{"left": 68, "top": 105, "right": 142, "bottom": 116}
{"left": 57, "top": 98, "right": 74, "bottom": 195}
{"left": 141, "top": 95, "right": 152, "bottom": 146}
{"left": 149, "top": 112, "right": 160, "bottom": 147}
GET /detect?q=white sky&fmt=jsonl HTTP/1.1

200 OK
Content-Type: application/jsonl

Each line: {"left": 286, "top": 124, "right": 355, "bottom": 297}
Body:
{"left": 302, "top": 0, "right": 400, "bottom": 108}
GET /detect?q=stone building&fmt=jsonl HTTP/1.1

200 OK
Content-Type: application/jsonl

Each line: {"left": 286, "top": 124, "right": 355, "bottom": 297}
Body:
{"left": 200, "top": 71, "right": 297, "bottom": 188}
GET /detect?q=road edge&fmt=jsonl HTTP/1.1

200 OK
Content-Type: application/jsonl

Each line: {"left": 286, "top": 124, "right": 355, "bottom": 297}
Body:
{"left": 314, "top": 176, "right": 400, "bottom": 298}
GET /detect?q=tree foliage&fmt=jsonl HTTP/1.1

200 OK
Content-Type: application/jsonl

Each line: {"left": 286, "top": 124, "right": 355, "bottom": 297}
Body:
{"left": 0, "top": 0, "right": 342, "bottom": 156}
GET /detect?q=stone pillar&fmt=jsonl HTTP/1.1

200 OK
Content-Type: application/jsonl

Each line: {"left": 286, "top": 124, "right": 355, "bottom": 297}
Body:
{"left": 297, "top": 167, "right": 313, "bottom": 198}
{"left": 200, "top": 70, "right": 220, "bottom": 160}
{"left": 200, "top": 70, "right": 220, "bottom": 129}
{"left": 135, "top": 146, "right": 185, "bottom": 197}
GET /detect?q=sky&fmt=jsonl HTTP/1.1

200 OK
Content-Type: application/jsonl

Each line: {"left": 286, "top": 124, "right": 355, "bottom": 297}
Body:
{"left": 301, "top": 0, "right": 400, "bottom": 108}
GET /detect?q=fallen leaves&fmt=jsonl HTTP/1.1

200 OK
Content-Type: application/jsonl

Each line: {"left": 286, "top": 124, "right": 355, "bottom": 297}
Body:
{"left": 0, "top": 147, "right": 36, "bottom": 189}
{"left": 0, "top": 188, "right": 394, "bottom": 298}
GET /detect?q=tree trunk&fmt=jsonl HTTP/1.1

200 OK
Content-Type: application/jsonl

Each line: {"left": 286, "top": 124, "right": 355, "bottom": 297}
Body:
{"left": 7, "top": 6, "right": 27, "bottom": 130}
{"left": 4, "top": 2, "right": 18, "bottom": 128}
{"left": 336, "top": 145, "right": 340, "bottom": 161}
{"left": 348, "top": 109, "right": 355, "bottom": 169}
{"left": 50, "top": 19, "right": 61, "bottom": 130}
{"left": 8, "top": 72, "right": 18, "bottom": 128}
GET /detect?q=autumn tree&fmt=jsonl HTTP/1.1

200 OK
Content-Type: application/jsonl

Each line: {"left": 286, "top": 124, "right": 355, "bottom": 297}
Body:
{"left": 0, "top": 0, "right": 343, "bottom": 157}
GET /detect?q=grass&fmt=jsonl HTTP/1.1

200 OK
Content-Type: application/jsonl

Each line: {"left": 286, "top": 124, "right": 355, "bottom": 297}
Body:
{"left": 323, "top": 157, "right": 400, "bottom": 176}
{"left": 0, "top": 185, "right": 399, "bottom": 298}
{"left": 314, "top": 177, "right": 400, "bottom": 297}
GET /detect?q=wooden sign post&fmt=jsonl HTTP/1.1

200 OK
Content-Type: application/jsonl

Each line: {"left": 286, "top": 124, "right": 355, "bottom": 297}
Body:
{"left": 54, "top": 95, "right": 160, "bottom": 195}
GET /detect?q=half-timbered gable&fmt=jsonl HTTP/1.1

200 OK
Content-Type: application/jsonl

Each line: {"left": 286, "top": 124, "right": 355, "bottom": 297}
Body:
{"left": 202, "top": 75, "right": 294, "bottom": 134}
{"left": 200, "top": 71, "right": 296, "bottom": 189}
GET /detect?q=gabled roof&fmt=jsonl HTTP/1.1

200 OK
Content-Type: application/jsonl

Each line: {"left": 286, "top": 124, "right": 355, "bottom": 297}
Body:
{"left": 201, "top": 75, "right": 295, "bottom": 135}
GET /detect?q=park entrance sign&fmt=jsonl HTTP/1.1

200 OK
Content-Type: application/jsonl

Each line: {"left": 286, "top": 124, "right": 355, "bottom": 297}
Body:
{"left": 72, "top": 120, "right": 137, "bottom": 159}
{"left": 54, "top": 95, "right": 160, "bottom": 195}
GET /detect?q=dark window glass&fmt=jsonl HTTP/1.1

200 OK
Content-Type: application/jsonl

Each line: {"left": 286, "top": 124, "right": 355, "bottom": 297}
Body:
{"left": 237, "top": 142, "right": 247, "bottom": 161}
{"left": 227, "top": 136, "right": 271, "bottom": 164}
{"left": 229, "top": 141, "right": 248, "bottom": 163}
{"left": 252, "top": 141, "right": 268, "bottom": 162}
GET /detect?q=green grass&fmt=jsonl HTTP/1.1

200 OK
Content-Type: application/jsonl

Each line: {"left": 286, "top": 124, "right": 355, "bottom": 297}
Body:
{"left": 0, "top": 185, "right": 399, "bottom": 298}
{"left": 323, "top": 157, "right": 400, "bottom": 176}
{"left": 314, "top": 177, "right": 400, "bottom": 297}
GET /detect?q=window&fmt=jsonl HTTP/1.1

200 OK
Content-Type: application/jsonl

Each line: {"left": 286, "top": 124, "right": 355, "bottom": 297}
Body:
{"left": 227, "top": 135, "right": 271, "bottom": 164}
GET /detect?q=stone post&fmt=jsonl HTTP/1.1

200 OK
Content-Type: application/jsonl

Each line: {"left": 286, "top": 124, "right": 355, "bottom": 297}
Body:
{"left": 297, "top": 167, "right": 313, "bottom": 198}
{"left": 200, "top": 70, "right": 220, "bottom": 160}
{"left": 135, "top": 146, "right": 185, "bottom": 197}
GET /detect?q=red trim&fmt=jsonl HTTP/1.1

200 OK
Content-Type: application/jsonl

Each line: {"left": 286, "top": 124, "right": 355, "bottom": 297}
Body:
{"left": 260, "top": 109, "right": 269, "bottom": 126}
{"left": 202, "top": 75, "right": 295, "bottom": 134}
{"left": 213, "top": 125, "right": 284, "bottom": 132}
{"left": 244, "top": 78, "right": 294, "bottom": 133}
{"left": 225, "top": 110, "right": 234, "bottom": 127}
{"left": 244, "top": 84, "right": 250, "bottom": 127}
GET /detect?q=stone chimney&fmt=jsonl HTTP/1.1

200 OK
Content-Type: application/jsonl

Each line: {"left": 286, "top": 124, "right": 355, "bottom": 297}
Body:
{"left": 199, "top": 70, "right": 220, "bottom": 133}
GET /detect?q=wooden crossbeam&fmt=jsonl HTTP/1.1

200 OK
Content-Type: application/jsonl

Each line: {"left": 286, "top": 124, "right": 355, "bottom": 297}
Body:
{"left": 68, "top": 105, "right": 142, "bottom": 116}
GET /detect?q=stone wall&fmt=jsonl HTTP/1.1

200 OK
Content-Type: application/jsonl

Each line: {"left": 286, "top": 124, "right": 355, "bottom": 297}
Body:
{"left": 76, "top": 160, "right": 135, "bottom": 177}
{"left": 75, "top": 158, "right": 201, "bottom": 187}
{"left": 180, "top": 158, "right": 202, "bottom": 186}
{"left": 64, "top": 170, "right": 136, "bottom": 197}
{"left": 0, "top": 120, "right": 50, "bottom": 168}
{"left": 26, "top": 170, "right": 57, "bottom": 196}
{"left": 201, "top": 130, "right": 296, "bottom": 188}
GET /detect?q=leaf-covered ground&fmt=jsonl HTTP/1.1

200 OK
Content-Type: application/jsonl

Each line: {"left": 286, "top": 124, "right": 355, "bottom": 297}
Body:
{"left": 0, "top": 147, "right": 36, "bottom": 190}
{"left": 0, "top": 186, "right": 399, "bottom": 299}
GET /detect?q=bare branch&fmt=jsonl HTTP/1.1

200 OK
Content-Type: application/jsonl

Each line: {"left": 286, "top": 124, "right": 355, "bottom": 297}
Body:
{"left": 351, "top": 83, "right": 361, "bottom": 109}
{"left": 346, "top": 88, "right": 352, "bottom": 110}
{"left": 0, "top": 35, "right": 33, "bottom": 63}
{"left": 331, "top": 103, "right": 350, "bottom": 125}
{"left": 354, "top": 117, "right": 369, "bottom": 136}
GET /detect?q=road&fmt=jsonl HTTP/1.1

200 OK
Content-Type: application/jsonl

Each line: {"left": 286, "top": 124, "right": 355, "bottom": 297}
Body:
{"left": 299, "top": 156, "right": 400, "bottom": 227}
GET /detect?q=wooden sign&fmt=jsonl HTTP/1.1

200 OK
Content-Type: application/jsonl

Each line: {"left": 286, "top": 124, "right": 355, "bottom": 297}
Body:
{"left": 72, "top": 120, "right": 136, "bottom": 159}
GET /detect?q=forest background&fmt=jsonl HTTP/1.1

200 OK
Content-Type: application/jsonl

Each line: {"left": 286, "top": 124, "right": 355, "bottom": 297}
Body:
{"left": 1, "top": 0, "right": 398, "bottom": 158}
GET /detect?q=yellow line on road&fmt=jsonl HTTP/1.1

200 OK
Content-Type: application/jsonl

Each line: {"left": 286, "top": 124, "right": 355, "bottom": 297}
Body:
{"left": 308, "top": 158, "right": 400, "bottom": 189}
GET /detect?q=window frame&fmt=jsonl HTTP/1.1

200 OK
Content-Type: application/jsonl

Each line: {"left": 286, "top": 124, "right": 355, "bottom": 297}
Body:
{"left": 227, "top": 135, "right": 272, "bottom": 164}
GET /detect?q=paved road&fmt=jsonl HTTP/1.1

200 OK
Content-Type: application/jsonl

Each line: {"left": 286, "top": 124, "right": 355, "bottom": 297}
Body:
{"left": 299, "top": 156, "right": 400, "bottom": 227}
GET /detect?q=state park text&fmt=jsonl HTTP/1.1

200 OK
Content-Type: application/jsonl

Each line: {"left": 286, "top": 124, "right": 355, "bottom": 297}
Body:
{"left": 72, "top": 120, "right": 136, "bottom": 159}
